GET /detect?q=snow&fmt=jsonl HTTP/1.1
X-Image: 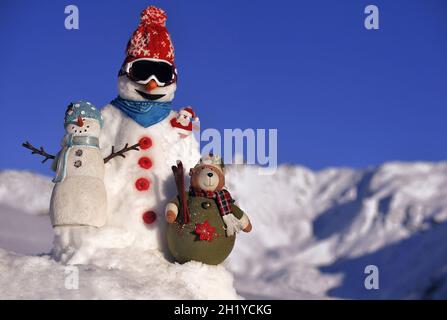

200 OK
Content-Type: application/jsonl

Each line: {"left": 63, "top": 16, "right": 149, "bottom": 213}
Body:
{"left": 0, "top": 204, "right": 52, "bottom": 255}
{"left": 1, "top": 161, "right": 447, "bottom": 299}
{"left": 226, "top": 161, "right": 447, "bottom": 299}
{"left": 0, "top": 170, "right": 52, "bottom": 215}
{"left": 0, "top": 247, "right": 239, "bottom": 299}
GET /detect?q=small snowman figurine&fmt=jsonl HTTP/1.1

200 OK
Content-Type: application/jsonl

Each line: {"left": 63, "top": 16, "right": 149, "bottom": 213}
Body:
{"left": 50, "top": 101, "right": 108, "bottom": 228}
{"left": 23, "top": 100, "right": 139, "bottom": 262}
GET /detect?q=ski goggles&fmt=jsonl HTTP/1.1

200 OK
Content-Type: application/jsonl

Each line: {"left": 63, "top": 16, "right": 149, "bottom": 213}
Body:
{"left": 119, "top": 58, "right": 177, "bottom": 87}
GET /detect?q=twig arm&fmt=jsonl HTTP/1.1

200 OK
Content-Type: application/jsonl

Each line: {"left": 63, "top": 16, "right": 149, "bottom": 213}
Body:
{"left": 103, "top": 142, "right": 140, "bottom": 164}
{"left": 22, "top": 141, "right": 56, "bottom": 163}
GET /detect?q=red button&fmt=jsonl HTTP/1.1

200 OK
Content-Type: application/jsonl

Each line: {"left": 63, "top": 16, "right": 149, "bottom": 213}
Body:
{"left": 135, "top": 177, "right": 150, "bottom": 191}
{"left": 139, "top": 137, "right": 152, "bottom": 150}
{"left": 142, "top": 211, "right": 157, "bottom": 224}
{"left": 138, "top": 156, "right": 153, "bottom": 170}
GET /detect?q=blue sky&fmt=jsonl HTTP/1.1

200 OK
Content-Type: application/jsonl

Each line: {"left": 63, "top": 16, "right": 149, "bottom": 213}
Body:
{"left": 0, "top": 0, "right": 446, "bottom": 175}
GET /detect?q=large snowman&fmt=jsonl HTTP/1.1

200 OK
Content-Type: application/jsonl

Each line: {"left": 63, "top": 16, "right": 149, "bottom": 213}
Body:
{"left": 99, "top": 6, "right": 200, "bottom": 253}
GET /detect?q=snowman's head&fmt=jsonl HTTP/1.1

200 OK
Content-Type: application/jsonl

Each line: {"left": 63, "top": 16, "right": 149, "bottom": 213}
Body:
{"left": 64, "top": 101, "right": 103, "bottom": 137}
{"left": 117, "top": 58, "right": 177, "bottom": 102}
{"left": 65, "top": 118, "right": 101, "bottom": 137}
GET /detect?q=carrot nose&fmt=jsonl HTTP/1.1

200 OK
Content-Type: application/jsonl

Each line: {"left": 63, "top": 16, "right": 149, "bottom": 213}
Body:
{"left": 77, "top": 116, "right": 84, "bottom": 127}
{"left": 145, "top": 79, "right": 158, "bottom": 92}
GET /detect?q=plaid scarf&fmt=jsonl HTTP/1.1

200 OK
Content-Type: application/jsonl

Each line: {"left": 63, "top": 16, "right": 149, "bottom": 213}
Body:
{"left": 189, "top": 187, "right": 234, "bottom": 216}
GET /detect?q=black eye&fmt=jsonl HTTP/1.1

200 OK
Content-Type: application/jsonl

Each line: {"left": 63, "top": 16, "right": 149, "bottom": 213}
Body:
{"left": 72, "top": 126, "right": 75, "bottom": 129}
{"left": 87, "top": 126, "right": 90, "bottom": 128}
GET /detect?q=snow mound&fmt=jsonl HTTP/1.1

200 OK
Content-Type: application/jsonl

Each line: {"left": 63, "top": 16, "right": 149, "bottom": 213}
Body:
{"left": 0, "top": 204, "right": 52, "bottom": 255}
{"left": 0, "top": 247, "right": 239, "bottom": 299}
{"left": 0, "top": 170, "right": 52, "bottom": 215}
{"left": 0, "top": 171, "right": 239, "bottom": 300}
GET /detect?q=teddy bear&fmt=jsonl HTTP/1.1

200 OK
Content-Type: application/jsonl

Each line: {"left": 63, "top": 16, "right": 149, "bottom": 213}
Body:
{"left": 165, "top": 154, "right": 252, "bottom": 265}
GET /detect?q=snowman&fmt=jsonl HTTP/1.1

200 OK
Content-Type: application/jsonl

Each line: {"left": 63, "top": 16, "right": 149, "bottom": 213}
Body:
{"left": 99, "top": 6, "right": 200, "bottom": 253}
{"left": 23, "top": 100, "right": 140, "bottom": 262}
{"left": 49, "top": 101, "right": 108, "bottom": 227}
{"left": 48, "top": 101, "right": 108, "bottom": 260}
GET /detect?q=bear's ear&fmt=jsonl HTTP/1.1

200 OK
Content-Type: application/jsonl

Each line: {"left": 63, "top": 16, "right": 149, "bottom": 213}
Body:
{"left": 189, "top": 168, "right": 194, "bottom": 176}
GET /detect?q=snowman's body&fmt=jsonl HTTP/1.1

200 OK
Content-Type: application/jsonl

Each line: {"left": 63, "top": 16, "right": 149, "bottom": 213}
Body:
{"left": 50, "top": 144, "right": 106, "bottom": 227}
{"left": 100, "top": 104, "right": 199, "bottom": 251}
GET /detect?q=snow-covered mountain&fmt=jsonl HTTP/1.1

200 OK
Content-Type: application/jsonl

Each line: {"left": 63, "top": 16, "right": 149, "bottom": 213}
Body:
{"left": 1, "top": 162, "right": 447, "bottom": 299}
{"left": 226, "top": 162, "right": 447, "bottom": 299}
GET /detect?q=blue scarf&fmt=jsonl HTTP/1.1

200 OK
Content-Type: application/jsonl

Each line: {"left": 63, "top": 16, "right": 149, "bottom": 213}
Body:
{"left": 111, "top": 96, "right": 172, "bottom": 128}
{"left": 53, "top": 134, "right": 100, "bottom": 183}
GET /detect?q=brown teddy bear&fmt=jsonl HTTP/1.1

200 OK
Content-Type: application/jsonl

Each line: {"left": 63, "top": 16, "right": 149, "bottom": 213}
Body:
{"left": 165, "top": 154, "right": 251, "bottom": 265}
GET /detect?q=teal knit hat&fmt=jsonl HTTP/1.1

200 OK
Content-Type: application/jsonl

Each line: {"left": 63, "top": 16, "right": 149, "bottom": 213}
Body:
{"left": 65, "top": 101, "right": 104, "bottom": 128}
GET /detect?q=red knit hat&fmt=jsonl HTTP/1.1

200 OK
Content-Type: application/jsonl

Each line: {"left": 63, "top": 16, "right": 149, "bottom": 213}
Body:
{"left": 125, "top": 6, "right": 175, "bottom": 64}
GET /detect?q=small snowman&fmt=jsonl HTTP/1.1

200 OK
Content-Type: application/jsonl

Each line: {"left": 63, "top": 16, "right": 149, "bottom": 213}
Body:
{"left": 23, "top": 100, "right": 139, "bottom": 262}
{"left": 50, "top": 101, "right": 108, "bottom": 228}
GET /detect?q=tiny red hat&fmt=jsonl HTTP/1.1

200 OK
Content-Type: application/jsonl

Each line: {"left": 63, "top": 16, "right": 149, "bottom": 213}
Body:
{"left": 182, "top": 106, "right": 196, "bottom": 118}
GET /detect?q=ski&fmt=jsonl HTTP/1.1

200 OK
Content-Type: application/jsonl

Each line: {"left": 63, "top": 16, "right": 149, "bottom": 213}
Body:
{"left": 172, "top": 161, "right": 190, "bottom": 225}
